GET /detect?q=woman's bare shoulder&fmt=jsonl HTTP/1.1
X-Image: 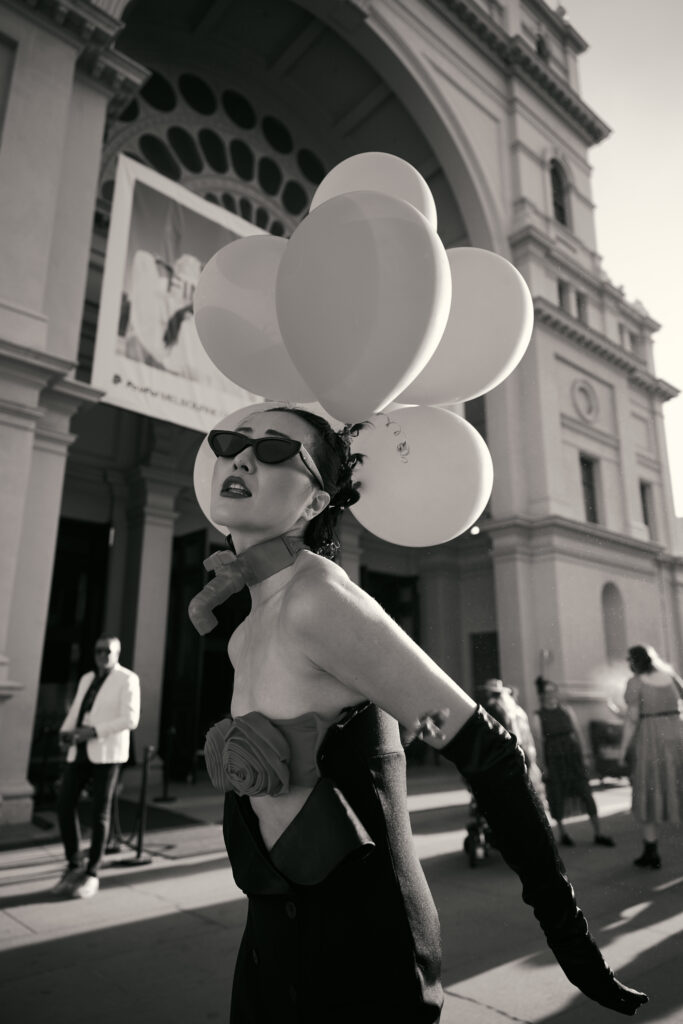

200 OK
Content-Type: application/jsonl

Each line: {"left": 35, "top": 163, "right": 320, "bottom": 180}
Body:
{"left": 283, "top": 553, "right": 377, "bottom": 628}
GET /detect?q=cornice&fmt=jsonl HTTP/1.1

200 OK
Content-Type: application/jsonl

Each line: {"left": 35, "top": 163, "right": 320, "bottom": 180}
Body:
{"left": 509, "top": 222, "right": 597, "bottom": 288}
{"left": 484, "top": 513, "right": 663, "bottom": 558}
{"left": 77, "top": 41, "right": 149, "bottom": 118}
{"left": 0, "top": 338, "right": 75, "bottom": 386}
{"left": 48, "top": 375, "right": 105, "bottom": 405}
{"left": 510, "top": 225, "right": 661, "bottom": 331}
{"left": 8, "top": 0, "right": 121, "bottom": 45}
{"left": 424, "top": 0, "right": 609, "bottom": 143}
{"left": 506, "top": 35, "right": 609, "bottom": 143}
{"left": 485, "top": 513, "right": 683, "bottom": 570}
{"left": 523, "top": 0, "right": 587, "bottom": 53}
{"left": 534, "top": 299, "right": 680, "bottom": 403}
{"left": 8, "top": 0, "right": 149, "bottom": 117}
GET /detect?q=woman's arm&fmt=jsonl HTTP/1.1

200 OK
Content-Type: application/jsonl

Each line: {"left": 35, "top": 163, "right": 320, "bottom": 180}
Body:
{"left": 284, "top": 565, "right": 476, "bottom": 743}
{"left": 286, "top": 565, "right": 647, "bottom": 1015}
{"left": 619, "top": 676, "right": 641, "bottom": 763}
{"left": 618, "top": 708, "right": 639, "bottom": 763}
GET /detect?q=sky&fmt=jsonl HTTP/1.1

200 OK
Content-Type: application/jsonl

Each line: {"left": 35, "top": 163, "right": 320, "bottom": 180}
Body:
{"left": 562, "top": 0, "right": 683, "bottom": 515}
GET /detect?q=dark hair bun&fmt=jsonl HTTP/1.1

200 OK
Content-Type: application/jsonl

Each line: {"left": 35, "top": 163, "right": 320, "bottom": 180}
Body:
{"left": 331, "top": 479, "right": 361, "bottom": 510}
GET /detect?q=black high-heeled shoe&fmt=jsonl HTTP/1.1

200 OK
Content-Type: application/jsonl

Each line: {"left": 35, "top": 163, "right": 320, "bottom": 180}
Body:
{"left": 634, "top": 843, "right": 661, "bottom": 869}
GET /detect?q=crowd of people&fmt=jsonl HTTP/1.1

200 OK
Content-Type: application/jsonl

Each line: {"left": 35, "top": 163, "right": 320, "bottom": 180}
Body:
{"left": 478, "top": 642, "right": 683, "bottom": 871}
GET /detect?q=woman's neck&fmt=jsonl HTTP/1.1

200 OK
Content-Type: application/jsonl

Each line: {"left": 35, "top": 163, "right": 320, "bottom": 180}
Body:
{"left": 229, "top": 531, "right": 308, "bottom": 608}
{"left": 230, "top": 527, "right": 303, "bottom": 556}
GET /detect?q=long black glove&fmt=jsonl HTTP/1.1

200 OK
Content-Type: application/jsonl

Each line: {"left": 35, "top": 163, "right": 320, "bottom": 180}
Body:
{"left": 441, "top": 706, "right": 648, "bottom": 1016}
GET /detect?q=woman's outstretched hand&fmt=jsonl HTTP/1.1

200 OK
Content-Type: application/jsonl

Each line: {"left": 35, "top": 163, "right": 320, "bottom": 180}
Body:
{"left": 585, "top": 976, "right": 648, "bottom": 1015}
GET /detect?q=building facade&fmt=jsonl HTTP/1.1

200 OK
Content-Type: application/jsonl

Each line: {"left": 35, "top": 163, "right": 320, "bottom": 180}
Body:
{"left": 1, "top": 0, "right": 681, "bottom": 824}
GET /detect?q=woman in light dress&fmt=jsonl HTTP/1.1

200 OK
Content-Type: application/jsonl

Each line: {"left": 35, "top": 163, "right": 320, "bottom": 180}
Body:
{"left": 619, "top": 644, "right": 683, "bottom": 869}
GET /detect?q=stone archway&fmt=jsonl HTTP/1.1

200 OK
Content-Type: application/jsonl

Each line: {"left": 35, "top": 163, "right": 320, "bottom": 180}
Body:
{"left": 105, "top": 0, "right": 499, "bottom": 251}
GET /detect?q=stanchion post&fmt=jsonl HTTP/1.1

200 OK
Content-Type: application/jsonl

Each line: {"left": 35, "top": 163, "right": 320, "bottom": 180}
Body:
{"left": 155, "top": 725, "right": 177, "bottom": 803}
{"left": 119, "top": 745, "right": 154, "bottom": 867}
{"left": 106, "top": 779, "right": 124, "bottom": 854}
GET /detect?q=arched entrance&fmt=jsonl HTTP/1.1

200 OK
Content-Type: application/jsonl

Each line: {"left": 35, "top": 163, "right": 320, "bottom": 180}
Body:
{"left": 103, "top": 0, "right": 499, "bottom": 250}
{"left": 41, "top": 0, "right": 503, "bottom": 766}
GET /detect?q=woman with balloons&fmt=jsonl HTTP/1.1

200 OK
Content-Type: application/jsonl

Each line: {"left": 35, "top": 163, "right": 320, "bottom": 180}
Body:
{"left": 190, "top": 154, "right": 648, "bottom": 1022}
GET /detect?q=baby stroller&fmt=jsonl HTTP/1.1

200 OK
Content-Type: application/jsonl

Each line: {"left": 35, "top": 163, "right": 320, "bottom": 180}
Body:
{"left": 463, "top": 794, "right": 495, "bottom": 867}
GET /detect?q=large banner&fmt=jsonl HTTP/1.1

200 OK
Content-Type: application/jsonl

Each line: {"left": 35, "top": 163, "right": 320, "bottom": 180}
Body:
{"left": 92, "top": 155, "right": 261, "bottom": 432}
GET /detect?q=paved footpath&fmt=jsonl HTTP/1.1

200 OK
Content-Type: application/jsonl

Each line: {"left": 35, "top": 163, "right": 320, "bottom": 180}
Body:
{"left": 0, "top": 769, "right": 681, "bottom": 1023}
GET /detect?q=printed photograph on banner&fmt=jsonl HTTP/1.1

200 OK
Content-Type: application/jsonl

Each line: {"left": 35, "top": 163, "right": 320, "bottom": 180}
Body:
{"left": 92, "top": 156, "right": 262, "bottom": 432}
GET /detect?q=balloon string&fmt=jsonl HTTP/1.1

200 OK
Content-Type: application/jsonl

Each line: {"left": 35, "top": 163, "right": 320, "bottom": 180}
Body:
{"left": 378, "top": 413, "right": 410, "bottom": 463}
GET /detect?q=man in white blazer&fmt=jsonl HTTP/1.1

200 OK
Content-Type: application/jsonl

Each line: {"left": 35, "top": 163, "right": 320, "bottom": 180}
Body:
{"left": 52, "top": 636, "right": 140, "bottom": 898}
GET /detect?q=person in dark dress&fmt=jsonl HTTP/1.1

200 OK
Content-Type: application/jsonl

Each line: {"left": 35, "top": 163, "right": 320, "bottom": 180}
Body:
{"left": 536, "top": 676, "right": 614, "bottom": 848}
{"left": 195, "top": 406, "right": 645, "bottom": 1022}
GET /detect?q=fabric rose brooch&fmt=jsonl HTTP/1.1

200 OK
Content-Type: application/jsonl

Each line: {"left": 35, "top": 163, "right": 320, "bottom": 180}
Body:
{"left": 204, "top": 713, "right": 291, "bottom": 796}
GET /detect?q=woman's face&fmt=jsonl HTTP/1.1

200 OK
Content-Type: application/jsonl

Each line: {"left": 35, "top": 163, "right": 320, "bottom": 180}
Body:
{"left": 209, "top": 410, "right": 328, "bottom": 543}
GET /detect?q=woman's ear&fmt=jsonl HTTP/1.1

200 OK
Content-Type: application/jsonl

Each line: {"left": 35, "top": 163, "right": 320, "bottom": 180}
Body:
{"left": 306, "top": 490, "right": 331, "bottom": 519}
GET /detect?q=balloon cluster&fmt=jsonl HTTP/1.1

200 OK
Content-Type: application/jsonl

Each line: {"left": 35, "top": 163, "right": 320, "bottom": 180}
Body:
{"left": 193, "top": 152, "right": 533, "bottom": 547}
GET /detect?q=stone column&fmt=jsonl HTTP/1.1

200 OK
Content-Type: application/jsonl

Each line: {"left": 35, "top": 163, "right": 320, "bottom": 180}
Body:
{"left": 102, "top": 472, "right": 130, "bottom": 636}
{"left": 0, "top": 3, "right": 147, "bottom": 823}
{"left": 0, "top": 378, "right": 100, "bottom": 823}
{"left": 417, "top": 547, "right": 461, "bottom": 679}
{"left": 612, "top": 381, "right": 649, "bottom": 540}
{"left": 121, "top": 469, "right": 180, "bottom": 755}
{"left": 488, "top": 522, "right": 564, "bottom": 720}
{"left": 0, "top": 352, "right": 47, "bottom": 822}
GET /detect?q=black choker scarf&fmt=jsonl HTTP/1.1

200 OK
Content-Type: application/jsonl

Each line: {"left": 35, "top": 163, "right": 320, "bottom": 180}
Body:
{"left": 188, "top": 533, "right": 307, "bottom": 635}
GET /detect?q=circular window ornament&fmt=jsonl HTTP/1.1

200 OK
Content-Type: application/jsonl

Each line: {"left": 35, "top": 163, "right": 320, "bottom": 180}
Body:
{"left": 571, "top": 379, "right": 599, "bottom": 423}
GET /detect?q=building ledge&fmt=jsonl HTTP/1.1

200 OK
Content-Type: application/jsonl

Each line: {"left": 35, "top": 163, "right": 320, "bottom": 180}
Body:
{"left": 510, "top": 225, "right": 661, "bottom": 334}
{"left": 0, "top": 338, "right": 76, "bottom": 386}
{"left": 484, "top": 513, "right": 670, "bottom": 559}
{"left": 9, "top": 0, "right": 149, "bottom": 117}
{"left": 483, "top": 513, "right": 683, "bottom": 569}
{"left": 424, "top": 0, "right": 609, "bottom": 143}
{"left": 534, "top": 299, "right": 680, "bottom": 402}
{"left": 0, "top": 680, "right": 23, "bottom": 702}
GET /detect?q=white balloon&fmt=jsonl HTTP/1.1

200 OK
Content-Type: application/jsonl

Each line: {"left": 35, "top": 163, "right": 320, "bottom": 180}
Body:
{"left": 350, "top": 405, "right": 493, "bottom": 547}
{"left": 276, "top": 191, "right": 451, "bottom": 423}
{"left": 310, "top": 152, "right": 437, "bottom": 230}
{"left": 193, "top": 235, "right": 316, "bottom": 402}
{"left": 193, "top": 401, "right": 342, "bottom": 531}
{"left": 397, "top": 247, "right": 534, "bottom": 405}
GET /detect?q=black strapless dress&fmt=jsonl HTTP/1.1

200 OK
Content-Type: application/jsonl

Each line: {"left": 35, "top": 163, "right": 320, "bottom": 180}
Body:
{"left": 223, "top": 702, "right": 443, "bottom": 1023}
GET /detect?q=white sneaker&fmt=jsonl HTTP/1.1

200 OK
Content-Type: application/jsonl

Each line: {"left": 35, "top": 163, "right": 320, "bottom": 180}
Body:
{"left": 71, "top": 873, "right": 99, "bottom": 899}
{"left": 50, "top": 867, "right": 84, "bottom": 897}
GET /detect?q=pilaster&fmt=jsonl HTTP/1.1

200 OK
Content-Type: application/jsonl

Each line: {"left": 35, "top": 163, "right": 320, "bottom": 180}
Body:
{"left": 0, "top": 371, "right": 102, "bottom": 824}
{"left": 122, "top": 469, "right": 180, "bottom": 754}
{"left": 417, "top": 547, "right": 461, "bottom": 678}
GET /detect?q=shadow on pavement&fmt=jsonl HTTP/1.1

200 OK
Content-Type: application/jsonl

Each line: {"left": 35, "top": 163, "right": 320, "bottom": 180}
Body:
{"left": 0, "top": 854, "right": 234, "bottom": 912}
{"left": 428, "top": 825, "right": 683, "bottom": 996}
{"left": 1, "top": 902, "right": 243, "bottom": 1024}
{"left": 539, "top": 927, "right": 683, "bottom": 1023}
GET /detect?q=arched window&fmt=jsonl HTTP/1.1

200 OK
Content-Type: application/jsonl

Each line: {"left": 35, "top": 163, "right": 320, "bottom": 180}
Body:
{"left": 550, "top": 159, "right": 569, "bottom": 226}
{"left": 602, "top": 583, "right": 626, "bottom": 664}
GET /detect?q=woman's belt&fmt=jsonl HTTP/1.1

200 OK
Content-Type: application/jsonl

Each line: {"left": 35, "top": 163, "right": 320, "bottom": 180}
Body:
{"left": 640, "top": 711, "right": 681, "bottom": 718}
